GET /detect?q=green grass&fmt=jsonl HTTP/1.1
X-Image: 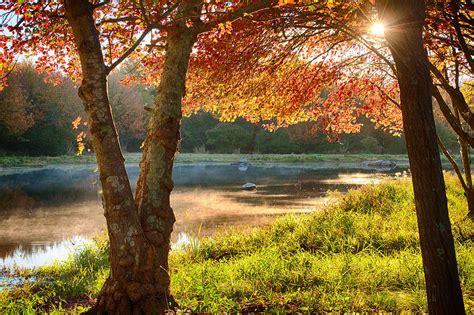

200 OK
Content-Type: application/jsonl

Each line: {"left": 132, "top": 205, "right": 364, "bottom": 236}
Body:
{"left": 0, "top": 153, "right": 411, "bottom": 167}
{"left": 1, "top": 175, "right": 473, "bottom": 313}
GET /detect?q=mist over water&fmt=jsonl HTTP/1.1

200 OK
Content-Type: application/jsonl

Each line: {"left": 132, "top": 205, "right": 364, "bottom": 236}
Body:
{"left": 0, "top": 162, "right": 403, "bottom": 269}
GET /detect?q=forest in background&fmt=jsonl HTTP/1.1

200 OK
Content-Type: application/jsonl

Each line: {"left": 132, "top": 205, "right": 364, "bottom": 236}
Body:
{"left": 0, "top": 64, "right": 458, "bottom": 156}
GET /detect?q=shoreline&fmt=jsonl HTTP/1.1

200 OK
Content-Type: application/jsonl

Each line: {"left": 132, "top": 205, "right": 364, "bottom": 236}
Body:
{"left": 0, "top": 153, "right": 412, "bottom": 168}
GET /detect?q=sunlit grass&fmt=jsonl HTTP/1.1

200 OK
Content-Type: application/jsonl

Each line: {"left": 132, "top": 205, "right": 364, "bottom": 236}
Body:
{"left": 171, "top": 175, "right": 473, "bottom": 312}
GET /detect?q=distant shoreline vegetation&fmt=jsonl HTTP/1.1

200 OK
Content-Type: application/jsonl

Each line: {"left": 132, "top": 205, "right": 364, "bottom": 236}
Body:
{"left": 0, "top": 153, "right": 413, "bottom": 168}
{"left": 0, "top": 152, "right": 470, "bottom": 169}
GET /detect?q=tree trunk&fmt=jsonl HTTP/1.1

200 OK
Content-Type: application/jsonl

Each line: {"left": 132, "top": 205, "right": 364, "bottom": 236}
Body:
{"left": 133, "top": 23, "right": 197, "bottom": 308}
{"left": 64, "top": 1, "right": 192, "bottom": 313}
{"left": 459, "top": 139, "right": 474, "bottom": 220}
{"left": 463, "top": 139, "right": 474, "bottom": 220}
{"left": 466, "top": 189, "right": 474, "bottom": 219}
{"left": 377, "top": 1, "right": 465, "bottom": 313}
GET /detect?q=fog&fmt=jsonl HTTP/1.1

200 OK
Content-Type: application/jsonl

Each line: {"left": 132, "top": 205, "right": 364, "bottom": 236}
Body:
{"left": 0, "top": 163, "right": 399, "bottom": 268}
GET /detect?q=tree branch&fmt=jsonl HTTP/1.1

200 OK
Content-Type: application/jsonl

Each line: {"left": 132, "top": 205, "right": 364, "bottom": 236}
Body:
{"left": 106, "top": 26, "right": 152, "bottom": 74}
{"left": 93, "top": 0, "right": 110, "bottom": 9}
{"left": 429, "top": 62, "right": 474, "bottom": 130}
{"left": 432, "top": 84, "right": 474, "bottom": 149}
{"left": 437, "top": 135, "right": 468, "bottom": 192}
{"left": 451, "top": 1, "right": 474, "bottom": 73}
{"left": 196, "top": 0, "right": 278, "bottom": 34}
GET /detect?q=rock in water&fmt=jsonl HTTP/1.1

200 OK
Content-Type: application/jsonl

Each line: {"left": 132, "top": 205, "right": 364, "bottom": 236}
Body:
{"left": 242, "top": 183, "right": 257, "bottom": 191}
{"left": 238, "top": 164, "right": 248, "bottom": 172}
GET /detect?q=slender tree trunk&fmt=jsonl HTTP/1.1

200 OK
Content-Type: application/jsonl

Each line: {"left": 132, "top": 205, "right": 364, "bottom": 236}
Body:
{"left": 466, "top": 189, "right": 474, "bottom": 219}
{"left": 459, "top": 135, "right": 474, "bottom": 220}
{"left": 377, "top": 0, "right": 465, "bottom": 313}
{"left": 134, "top": 22, "right": 197, "bottom": 306}
{"left": 461, "top": 142, "right": 474, "bottom": 219}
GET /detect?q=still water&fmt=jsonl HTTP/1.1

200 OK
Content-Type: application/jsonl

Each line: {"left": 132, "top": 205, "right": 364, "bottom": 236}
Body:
{"left": 0, "top": 162, "right": 405, "bottom": 270}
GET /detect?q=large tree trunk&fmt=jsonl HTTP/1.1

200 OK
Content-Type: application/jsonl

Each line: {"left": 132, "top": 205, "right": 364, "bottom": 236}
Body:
{"left": 64, "top": 1, "right": 197, "bottom": 313}
{"left": 377, "top": 0, "right": 465, "bottom": 313}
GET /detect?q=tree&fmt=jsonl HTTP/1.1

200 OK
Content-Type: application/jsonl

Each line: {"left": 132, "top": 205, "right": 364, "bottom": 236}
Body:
{"left": 108, "top": 73, "right": 148, "bottom": 152}
{"left": 2, "top": 0, "right": 279, "bottom": 312}
{"left": 184, "top": 0, "right": 467, "bottom": 312}
{"left": 180, "top": 111, "right": 218, "bottom": 152}
{"left": 205, "top": 123, "right": 254, "bottom": 153}
{"left": 2, "top": 0, "right": 468, "bottom": 312}
{"left": 0, "top": 63, "right": 84, "bottom": 155}
{"left": 377, "top": 0, "right": 465, "bottom": 312}
{"left": 0, "top": 67, "right": 34, "bottom": 136}
{"left": 424, "top": 0, "right": 474, "bottom": 220}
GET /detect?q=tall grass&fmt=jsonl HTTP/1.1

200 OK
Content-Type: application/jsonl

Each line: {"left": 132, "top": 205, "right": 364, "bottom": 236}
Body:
{"left": 1, "top": 175, "right": 473, "bottom": 313}
{"left": 170, "top": 176, "right": 473, "bottom": 312}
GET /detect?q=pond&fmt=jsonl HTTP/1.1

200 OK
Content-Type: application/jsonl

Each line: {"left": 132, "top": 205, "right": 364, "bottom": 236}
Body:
{"left": 0, "top": 161, "right": 407, "bottom": 270}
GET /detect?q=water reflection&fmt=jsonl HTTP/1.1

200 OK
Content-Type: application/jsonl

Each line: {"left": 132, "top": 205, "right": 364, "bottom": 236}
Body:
{"left": 0, "top": 236, "right": 90, "bottom": 271}
{"left": 0, "top": 163, "right": 403, "bottom": 269}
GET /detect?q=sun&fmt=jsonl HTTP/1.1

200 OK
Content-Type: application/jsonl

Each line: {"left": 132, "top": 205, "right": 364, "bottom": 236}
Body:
{"left": 370, "top": 22, "right": 385, "bottom": 37}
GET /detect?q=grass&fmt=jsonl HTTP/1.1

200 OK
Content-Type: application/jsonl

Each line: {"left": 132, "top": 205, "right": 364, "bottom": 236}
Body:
{"left": 170, "top": 175, "right": 473, "bottom": 313}
{"left": 0, "top": 175, "right": 473, "bottom": 313}
{"left": 0, "top": 153, "right": 410, "bottom": 167}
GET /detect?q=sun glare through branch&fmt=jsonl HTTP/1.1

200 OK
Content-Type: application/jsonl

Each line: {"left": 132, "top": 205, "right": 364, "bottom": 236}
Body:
{"left": 370, "top": 22, "right": 385, "bottom": 37}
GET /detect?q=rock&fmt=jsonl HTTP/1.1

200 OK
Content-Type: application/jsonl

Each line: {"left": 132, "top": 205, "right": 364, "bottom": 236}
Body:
{"left": 232, "top": 158, "right": 249, "bottom": 171}
{"left": 238, "top": 164, "right": 248, "bottom": 172}
{"left": 242, "top": 182, "right": 257, "bottom": 191}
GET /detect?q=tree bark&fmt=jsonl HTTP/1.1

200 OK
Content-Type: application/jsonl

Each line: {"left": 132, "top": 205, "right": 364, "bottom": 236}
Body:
{"left": 377, "top": 0, "right": 465, "bottom": 313}
{"left": 460, "top": 141, "right": 474, "bottom": 220}
{"left": 134, "top": 10, "right": 198, "bottom": 310}
{"left": 466, "top": 189, "right": 474, "bottom": 220}
{"left": 64, "top": 1, "right": 185, "bottom": 313}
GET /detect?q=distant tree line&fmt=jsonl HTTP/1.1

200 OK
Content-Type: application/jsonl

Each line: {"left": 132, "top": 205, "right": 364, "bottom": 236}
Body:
{"left": 0, "top": 64, "right": 150, "bottom": 156}
{"left": 180, "top": 111, "right": 459, "bottom": 155}
{"left": 0, "top": 64, "right": 458, "bottom": 156}
{"left": 0, "top": 64, "right": 83, "bottom": 155}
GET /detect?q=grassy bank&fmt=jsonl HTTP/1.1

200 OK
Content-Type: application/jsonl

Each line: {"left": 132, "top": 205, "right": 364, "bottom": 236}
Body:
{"left": 1, "top": 176, "right": 473, "bottom": 313}
{"left": 0, "top": 153, "right": 410, "bottom": 167}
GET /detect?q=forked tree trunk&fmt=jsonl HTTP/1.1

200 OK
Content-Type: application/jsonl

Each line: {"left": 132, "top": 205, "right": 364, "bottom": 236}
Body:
{"left": 64, "top": 0, "right": 198, "bottom": 313}
{"left": 377, "top": 0, "right": 465, "bottom": 313}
